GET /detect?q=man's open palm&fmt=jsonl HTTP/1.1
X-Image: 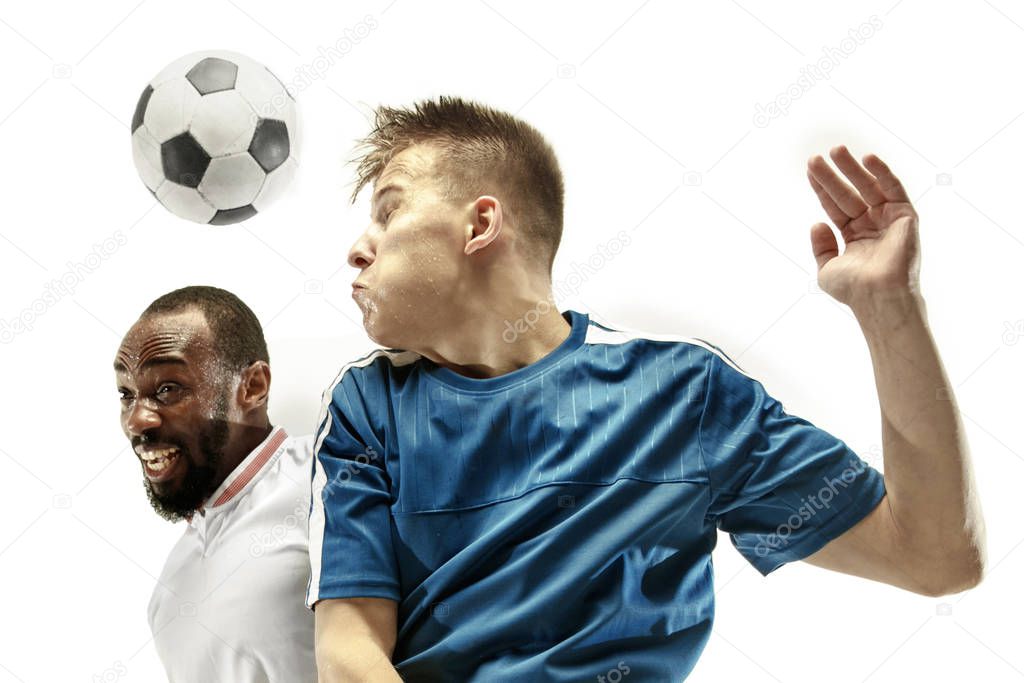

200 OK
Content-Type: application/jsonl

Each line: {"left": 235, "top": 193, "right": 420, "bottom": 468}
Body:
{"left": 806, "top": 146, "right": 922, "bottom": 309}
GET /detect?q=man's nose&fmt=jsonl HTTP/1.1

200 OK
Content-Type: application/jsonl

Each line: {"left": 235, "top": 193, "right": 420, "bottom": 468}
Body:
{"left": 347, "top": 231, "right": 375, "bottom": 269}
{"left": 124, "top": 399, "right": 161, "bottom": 437}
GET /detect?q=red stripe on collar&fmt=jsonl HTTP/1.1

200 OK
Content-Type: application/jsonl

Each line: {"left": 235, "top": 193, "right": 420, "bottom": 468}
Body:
{"left": 210, "top": 427, "right": 288, "bottom": 508}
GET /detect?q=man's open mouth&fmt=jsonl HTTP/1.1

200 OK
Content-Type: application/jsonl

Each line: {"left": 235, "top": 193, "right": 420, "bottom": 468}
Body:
{"left": 138, "top": 447, "right": 183, "bottom": 482}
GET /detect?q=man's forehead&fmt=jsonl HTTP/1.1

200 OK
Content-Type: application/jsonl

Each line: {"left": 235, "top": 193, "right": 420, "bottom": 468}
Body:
{"left": 373, "top": 144, "right": 440, "bottom": 191}
{"left": 116, "top": 310, "right": 211, "bottom": 366}
{"left": 374, "top": 163, "right": 416, "bottom": 192}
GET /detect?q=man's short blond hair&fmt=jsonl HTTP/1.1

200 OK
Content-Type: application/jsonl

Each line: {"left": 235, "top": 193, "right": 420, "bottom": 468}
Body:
{"left": 347, "top": 95, "right": 565, "bottom": 274}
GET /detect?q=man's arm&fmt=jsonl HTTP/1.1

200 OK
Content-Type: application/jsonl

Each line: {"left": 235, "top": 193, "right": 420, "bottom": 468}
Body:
{"left": 314, "top": 597, "right": 403, "bottom": 682}
{"left": 800, "top": 147, "right": 986, "bottom": 596}
{"left": 804, "top": 293, "right": 986, "bottom": 595}
{"left": 307, "top": 361, "right": 404, "bottom": 680}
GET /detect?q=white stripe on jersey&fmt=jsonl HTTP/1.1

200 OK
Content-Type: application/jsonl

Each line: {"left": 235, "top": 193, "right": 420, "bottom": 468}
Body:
{"left": 307, "top": 347, "right": 418, "bottom": 607}
{"left": 582, "top": 314, "right": 752, "bottom": 378}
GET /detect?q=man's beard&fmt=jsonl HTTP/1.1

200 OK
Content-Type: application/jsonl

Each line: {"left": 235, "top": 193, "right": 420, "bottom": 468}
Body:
{"left": 144, "top": 393, "right": 231, "bottom": 523}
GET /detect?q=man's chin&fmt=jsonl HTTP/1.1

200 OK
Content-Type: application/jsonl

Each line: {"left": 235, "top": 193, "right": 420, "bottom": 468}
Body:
{"left": 144, "top": 476, "right": 208, "bottom": 523}
{"left": 363, "top": 324, "right": 387, "bottom": 347}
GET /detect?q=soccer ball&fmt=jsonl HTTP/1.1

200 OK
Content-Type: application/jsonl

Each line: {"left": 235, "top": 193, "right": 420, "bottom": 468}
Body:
{"left": 130, "top": 50, "right": 300, "bottom": 225}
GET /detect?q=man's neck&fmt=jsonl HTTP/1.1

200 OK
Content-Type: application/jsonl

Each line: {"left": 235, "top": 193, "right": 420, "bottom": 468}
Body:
{"left": 416, "top": 292, "right": 573, "bottom": 379}
{"left": 214, "top": 421, "right": 274, "bottom": 487}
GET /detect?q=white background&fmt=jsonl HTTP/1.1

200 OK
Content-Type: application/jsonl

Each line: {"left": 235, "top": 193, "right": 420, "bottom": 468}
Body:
{"left": 0, "top": 1, "right": 1021, "bottom": 681}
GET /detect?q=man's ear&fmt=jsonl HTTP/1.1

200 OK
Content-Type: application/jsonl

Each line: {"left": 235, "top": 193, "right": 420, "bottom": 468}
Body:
{"left": 237, "top": 360, "right": 271, "bottom": 412}
{"left": 465, "top": 196, "right": 503, "bottom": 255}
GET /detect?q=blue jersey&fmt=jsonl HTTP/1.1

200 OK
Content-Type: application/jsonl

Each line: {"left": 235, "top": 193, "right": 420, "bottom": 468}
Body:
{"left": 306, "top": 309, "right": 886, "bottom": 681}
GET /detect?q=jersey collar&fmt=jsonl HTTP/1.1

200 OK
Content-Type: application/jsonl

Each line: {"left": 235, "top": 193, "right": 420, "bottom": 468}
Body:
{"left": 185, "top": 425, "right": 288, "bottom": 524}
{"left": 421, "top": 309, "right": 588, "bottom": 392}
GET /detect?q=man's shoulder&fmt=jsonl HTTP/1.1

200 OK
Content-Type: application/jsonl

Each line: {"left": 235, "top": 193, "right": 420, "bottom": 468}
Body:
{"left": 284, "top": 432, "right": 316, "bottom": 462}
{"left": 318, "top": 346, "right": 422, "bottom": 410}
{"left": 331, "top": 345, "right": 421, "bottom": 384}
{"left": 581, "top": 313, "right": 730, "bottom": 366}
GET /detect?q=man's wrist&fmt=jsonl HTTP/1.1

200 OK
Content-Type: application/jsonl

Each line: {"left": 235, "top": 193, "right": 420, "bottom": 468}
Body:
{"left": 851, "top": 289, "right": 928, "bottom": 336}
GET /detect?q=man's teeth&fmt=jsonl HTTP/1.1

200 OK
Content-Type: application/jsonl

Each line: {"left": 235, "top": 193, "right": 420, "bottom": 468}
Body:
{"left": 142, "top": 449, "right": 180, "bottom": 469}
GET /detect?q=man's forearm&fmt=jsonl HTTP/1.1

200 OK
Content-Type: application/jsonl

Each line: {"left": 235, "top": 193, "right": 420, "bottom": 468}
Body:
{"left": 853, "top": 291, "right": 986, "bottom": 593}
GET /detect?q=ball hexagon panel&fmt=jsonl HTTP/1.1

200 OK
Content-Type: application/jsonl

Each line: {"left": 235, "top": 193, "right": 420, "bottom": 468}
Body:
{"left": 198, "top": 153, "right": 266, "bottom": 208}
{"left": 186, "top": 57, "right": 238, "bottom": 95}
{"left": 234, "top": 61, "right": 290, "bottom": 118}
{"left": 253, "top": 156, "right": 297, "bottom": 212}
{"left": 161, "top": 132, "right": 210, "bottom": 188}
{"left": 131, "top": 125, "right": 164, "bottom": 192}
{"left": 144, "top": 77, "right": 201, "bottom": 141}
{"left": 264, "top": 67, "right": 293, "bottom": 98}
{"left": 249, "top": 118, "right": 290, "bottom": 172}
{"left": 156, "top": 182, "right": 216, "bottom": 224}
{"left": 189, "top": 90, "right": 257, "bottom": 157}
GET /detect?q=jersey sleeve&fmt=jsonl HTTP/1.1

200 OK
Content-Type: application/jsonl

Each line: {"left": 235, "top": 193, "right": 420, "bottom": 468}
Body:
{"left": 698, "top": 349, "right": 886, "bottom": 576}
{"left": 306, "top": 358, "right": 401, "bottom": 608}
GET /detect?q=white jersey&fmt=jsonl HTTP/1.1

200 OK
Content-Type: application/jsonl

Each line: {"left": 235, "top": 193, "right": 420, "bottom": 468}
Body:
{"left": 147, "top": 426, "right": 316, "bottom": 682}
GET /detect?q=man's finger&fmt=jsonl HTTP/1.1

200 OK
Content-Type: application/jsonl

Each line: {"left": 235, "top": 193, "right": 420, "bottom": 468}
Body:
{"left": 807, "top": 170, "right": 852, "bottom": 229}
{"left": 862, "top": 154, "right": 911, "bottom": 203}
{"left": 808, "top": 155, "right": 870, "bottom": 218}
{"left": 829, "top": 145, "right": 887, "bottom": 206}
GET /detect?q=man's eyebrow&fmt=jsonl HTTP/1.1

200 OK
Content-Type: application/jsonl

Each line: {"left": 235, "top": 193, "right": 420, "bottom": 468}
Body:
{"left": 371, "top": 183, "right": 405, "bottom": 206}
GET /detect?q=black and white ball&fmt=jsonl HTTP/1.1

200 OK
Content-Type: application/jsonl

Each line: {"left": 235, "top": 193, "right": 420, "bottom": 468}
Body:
{"left": 130, "top": 50, "right": 300, "bottom": 225}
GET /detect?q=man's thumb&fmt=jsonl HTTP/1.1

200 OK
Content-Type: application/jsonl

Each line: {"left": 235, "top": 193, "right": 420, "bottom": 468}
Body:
{"left": 810, "top": 222, "right": 839, "bottom": 272}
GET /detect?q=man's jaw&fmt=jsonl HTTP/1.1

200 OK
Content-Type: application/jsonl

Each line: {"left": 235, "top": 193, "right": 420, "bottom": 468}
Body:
{"left": 141, "top": 450, "right": 209, "bottom": 523}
